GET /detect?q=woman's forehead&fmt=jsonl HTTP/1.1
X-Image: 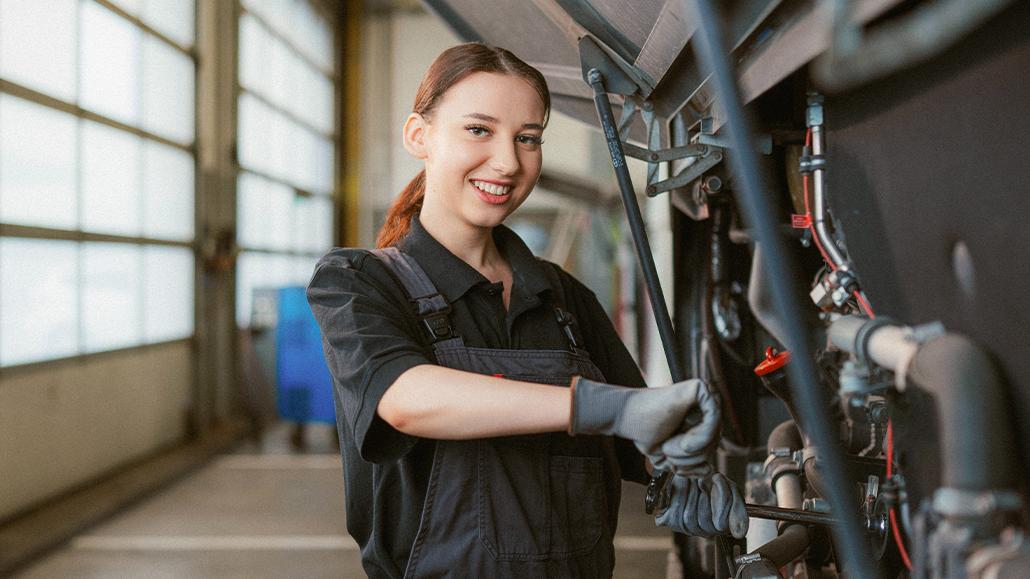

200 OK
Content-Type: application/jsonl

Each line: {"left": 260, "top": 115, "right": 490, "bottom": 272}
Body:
{"left": 435, "top": 72, "right": 545, "bottom": 125}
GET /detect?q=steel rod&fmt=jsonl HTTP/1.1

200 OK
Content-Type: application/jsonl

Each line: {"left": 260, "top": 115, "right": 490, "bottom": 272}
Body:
{"left": 587, "top": 69, "right": 685, "bottom": 383}
{"left": 685, "top": 0, "right": 876, "bottom": 574}
{"left": 745, "top": 504, "right": 842, "bottom": 527}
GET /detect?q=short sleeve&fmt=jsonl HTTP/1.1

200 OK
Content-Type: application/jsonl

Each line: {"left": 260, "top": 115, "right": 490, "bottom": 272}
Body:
{"left": 306, "top": 249, "right": 433, "bottom": 463}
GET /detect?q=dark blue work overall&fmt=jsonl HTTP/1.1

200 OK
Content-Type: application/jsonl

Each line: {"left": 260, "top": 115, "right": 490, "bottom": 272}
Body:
{"left": 371, "top": 247, "right": 622, "bottom": 579}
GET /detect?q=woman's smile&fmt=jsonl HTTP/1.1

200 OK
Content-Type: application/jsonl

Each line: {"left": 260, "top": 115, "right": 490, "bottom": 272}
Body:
{"left": 470, "top": 179, "right": 514, "bottom": 204}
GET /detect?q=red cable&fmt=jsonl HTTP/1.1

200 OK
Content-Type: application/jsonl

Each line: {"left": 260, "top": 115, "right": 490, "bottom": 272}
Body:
{"left": 886, "top": 421, "right": 913, "bottom": 570}
{"left": 804, "top": 129, "right": 911, "bottom": 570}
{"left": 853, "top": 290, "right": 875, "bottom": 319}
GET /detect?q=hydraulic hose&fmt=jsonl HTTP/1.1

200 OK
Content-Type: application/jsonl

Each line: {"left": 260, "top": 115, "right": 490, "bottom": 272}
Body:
{"left": 684, "top": 0, "right": 876, "bottom": 574}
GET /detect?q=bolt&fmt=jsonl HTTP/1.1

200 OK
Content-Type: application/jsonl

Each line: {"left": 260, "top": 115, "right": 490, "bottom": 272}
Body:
{"left": 704, "top": 175, "right": 723, "bottom": 192}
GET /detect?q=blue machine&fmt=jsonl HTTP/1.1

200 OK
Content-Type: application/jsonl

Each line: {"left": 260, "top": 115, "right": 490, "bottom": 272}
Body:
{"left": 275, "top": 286, "right": 335, "bottom": 423}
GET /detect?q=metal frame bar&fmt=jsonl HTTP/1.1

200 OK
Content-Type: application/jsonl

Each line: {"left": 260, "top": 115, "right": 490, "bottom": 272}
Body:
{"left": 686, "top": 0, "right": 876, "bottom": 573}
{"left": 0, "top": 79, "right": 195, "bottom": 153}
{"left": 93, "top": 0, "right": 198, "bottom": 56}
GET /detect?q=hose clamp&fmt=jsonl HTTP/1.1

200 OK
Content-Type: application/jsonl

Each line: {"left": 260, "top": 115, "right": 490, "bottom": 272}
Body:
{"left": 853, "top": 316, "right": 897, "bottom": 370}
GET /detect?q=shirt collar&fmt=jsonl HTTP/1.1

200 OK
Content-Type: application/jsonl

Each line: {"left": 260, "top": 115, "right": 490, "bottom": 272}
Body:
{"left": 398, "top": 214, "right": 552, "bottom": 303}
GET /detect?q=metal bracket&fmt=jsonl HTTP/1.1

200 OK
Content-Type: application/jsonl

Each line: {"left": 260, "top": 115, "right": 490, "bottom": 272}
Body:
{"left": 623, "top": 142, "right": 711, "bottom": 163}
{"left": 646, "top": 148, "right": 724, "bottom": 197}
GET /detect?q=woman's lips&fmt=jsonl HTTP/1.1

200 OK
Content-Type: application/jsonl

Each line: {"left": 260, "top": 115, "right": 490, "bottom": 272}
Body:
{"left": 471, "top": 179, "right": 513, "bottom": 205}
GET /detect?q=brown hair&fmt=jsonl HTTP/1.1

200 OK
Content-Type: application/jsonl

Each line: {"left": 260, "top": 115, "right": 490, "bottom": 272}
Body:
{"left": 375, "top": 43, "right": 551, "bottom": 248}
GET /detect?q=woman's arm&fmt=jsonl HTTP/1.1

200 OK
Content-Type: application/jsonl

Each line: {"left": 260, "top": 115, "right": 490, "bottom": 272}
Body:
{"left": 377, "top": 364, "right": 571, "bottom": 439}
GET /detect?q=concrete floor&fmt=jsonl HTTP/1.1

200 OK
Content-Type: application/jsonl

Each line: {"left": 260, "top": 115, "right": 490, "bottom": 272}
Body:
{"left": 15, "top": 424, "right": 674, "bottom": 578}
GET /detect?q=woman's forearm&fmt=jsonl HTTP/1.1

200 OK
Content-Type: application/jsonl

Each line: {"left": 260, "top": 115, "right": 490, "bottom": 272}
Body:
{"left": 377, "top": 364, "right": 572, "bottom": 439}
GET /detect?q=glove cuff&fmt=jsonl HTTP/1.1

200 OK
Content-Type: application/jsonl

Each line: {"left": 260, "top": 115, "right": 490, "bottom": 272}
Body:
{"left": 569, "top": 377, "right": 633, "bottom": 436}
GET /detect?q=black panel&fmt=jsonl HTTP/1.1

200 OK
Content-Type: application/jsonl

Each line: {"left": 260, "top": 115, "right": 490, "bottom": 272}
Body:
{"left": 824, "top": 3, "right": 1030, "bottom": 467}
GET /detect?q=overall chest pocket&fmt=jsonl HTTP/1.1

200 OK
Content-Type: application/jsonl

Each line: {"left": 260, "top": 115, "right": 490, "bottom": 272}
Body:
{"left": 476, "top": 436, "right": 607, "bottom": 561}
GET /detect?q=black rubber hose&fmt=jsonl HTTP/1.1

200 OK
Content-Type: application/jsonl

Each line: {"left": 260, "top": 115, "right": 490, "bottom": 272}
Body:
{"left": 768, "top": 419, "right": 803, "bottom": 454}
{"left": 756, "top": 524, "right": 811, "bottom": 567}
{"left": 684, "top": 0, "right": 876, "bottom": 574}
{"left": 736, "top": 525, "right": 812, "bottom": 578}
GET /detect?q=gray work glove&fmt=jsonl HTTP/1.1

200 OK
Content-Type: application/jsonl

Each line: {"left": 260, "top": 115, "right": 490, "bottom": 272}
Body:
{"left": 568, "top": 377, "right": 720, "bottom": 475}
{"left": 654, "top": 473, "right": 748, "bottom": 539}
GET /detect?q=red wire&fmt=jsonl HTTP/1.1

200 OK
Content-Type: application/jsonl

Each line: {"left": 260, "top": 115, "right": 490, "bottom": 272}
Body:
{"left": 853, "top": 290, "right": 875, "bottom": 319}
{"left": 887, "top": 421, "right": 913, "bottom": 570}
{"left": 802, "top": 131, "right": 910, "bottom": 568}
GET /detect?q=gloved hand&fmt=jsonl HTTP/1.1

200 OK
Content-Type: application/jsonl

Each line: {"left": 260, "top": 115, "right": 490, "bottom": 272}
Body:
{"left": 654, "top": 472, "right": 748, "bottom": 539}
{"left": 568, "top": 377, "right": 720, "bottom": 474}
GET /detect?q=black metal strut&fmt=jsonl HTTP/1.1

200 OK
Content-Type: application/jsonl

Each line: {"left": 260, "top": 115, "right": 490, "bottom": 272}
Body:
{"left": 685, "top": 0, "right": 877, "bottom": 574}
{"left": 586, "top": 68, "right": 686, "bottom": 384}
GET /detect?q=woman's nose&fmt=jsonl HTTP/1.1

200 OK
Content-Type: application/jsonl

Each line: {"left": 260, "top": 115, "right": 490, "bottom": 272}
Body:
{"left": 489, "top": 141, "right": 519, "bottom": 176}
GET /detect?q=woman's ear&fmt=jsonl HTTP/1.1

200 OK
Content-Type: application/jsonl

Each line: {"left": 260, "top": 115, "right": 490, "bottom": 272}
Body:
{"left": 402, "top": 113, "right": 428, "bottom": 160}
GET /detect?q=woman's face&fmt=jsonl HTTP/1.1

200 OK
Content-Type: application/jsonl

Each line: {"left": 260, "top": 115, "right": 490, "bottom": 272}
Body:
{"left": 405, "top": 71, "right": 546, "bottom": 233}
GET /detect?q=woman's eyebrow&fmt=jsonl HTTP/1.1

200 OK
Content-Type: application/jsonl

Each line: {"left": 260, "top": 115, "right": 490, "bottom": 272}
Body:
{"left": 464, "top": 112, "right": 543, "bottom": 131}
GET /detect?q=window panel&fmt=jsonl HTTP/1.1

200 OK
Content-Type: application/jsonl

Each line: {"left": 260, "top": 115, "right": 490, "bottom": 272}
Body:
{"left": 237, "top": 92, "right": 271, "bottom": 174}
{"left": 0, "top": 239, "right": 79, "bottom": 366}
{"left": 315, "top": 135, "right": 335, "bottom": 194}
{"left": 143, "top": 140, "right": 194, "bottom": 241}
{"left": 266, "top": 182, "right": 294, "bottom": 251}
{"left": 82, "top": 242, "right": 142, "bottom": 352}
{"left": 142, "top": 245, "right": 193, "bottom": 342}
{"left": 295, "top": 127, "right": 319, "bottom": 194}
{"left": 236, "top": 172, "right": 269, "bottom": 249}
{"left": 0, "top": 95, "right": 79, "bottom": 229}
{"left": 80, "top": 1, "right": 142, "bottom": 126}
{"left": 0, "top": 0, "right": 77, "bottom": 101}
{"left": 267, "top": 108, "right": 289, "bottom": 182}
{"left": 82, "top": 120, "right": 142, "bottom": 235}
{"left": 142, "top": 35, "right": 195, "bottom": 144}
{"left": 312, "top": 195, "right": 334, "bottom": 252}
{"left": 237, "top": 250, "right": 291, "bottom": 328}
{"left": 142, "top": 0, "right": 195, "bottom": 47}
{"left": 268, "top": 36, "right": 291, "bottom": 111}
{"left": 314, "top": 72, "right": 335, "bottom": 135}
{"left": 238, "top": 14, "right": 268, "bottom": 97}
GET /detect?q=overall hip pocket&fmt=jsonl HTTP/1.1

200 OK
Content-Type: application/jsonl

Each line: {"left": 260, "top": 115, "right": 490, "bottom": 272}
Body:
{"left": 477, "top": 436, "right": 606, "bottom": 561}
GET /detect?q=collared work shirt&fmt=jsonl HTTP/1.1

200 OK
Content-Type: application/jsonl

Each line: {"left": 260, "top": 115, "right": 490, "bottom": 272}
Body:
{"left": 307, "top": 216, "right": 648, "bottom": 578}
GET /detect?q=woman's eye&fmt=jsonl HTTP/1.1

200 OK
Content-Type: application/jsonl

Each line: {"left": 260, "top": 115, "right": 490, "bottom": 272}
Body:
{"left": 466, "top": 125, "right": 490, "bottom": 137}
{"left": 517, "top": 135, "right": 543, "bottom": 146}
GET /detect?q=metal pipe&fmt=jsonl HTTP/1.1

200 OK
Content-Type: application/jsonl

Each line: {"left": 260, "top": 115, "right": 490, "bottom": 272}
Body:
{"left": 744, "top": 504, "right": 841, "bottom": 527}
{"left": 685, "top": 1, "right": 876, "bottom": 574}
{"left": 828, "top": 316, "right": 919, "bottom": 390}
{"left": 587, "top": 69, "right": 684, "bottom": 383}
{"left": 808, "top": 118, "right": 848, "bottom": 269}
{"left": 828, "top": 317, "right": 1020, "bottom": 494}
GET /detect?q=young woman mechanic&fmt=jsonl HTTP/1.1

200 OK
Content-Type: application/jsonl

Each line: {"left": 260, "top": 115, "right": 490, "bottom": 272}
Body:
{"left": 307, "top": 44, "right": 747, "bottom": 578}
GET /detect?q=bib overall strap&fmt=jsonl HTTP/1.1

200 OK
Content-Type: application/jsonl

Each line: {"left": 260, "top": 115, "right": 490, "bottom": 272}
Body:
{"left": 370, "top": 247, "right": 454, "bottom": 342}
{"left": 536, "top": 258, "right": 582, "bottom": 351}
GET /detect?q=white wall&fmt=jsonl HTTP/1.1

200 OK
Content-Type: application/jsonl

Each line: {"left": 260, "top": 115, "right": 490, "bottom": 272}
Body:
{"left": 0, "top": 342, "right": 192, "bottom": 521}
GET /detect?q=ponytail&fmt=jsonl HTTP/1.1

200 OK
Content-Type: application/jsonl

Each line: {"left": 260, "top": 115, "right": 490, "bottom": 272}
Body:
{"left": 375, "top": 170, "right": 426, "bottom": 248}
